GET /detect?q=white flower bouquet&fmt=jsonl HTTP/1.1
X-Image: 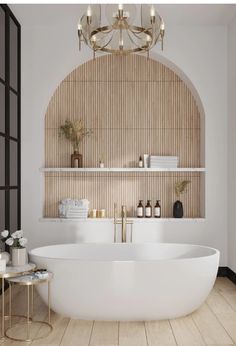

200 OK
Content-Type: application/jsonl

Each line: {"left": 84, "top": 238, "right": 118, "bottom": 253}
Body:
{"left": 1, "top": 230, "right": 28, "bottom": 248}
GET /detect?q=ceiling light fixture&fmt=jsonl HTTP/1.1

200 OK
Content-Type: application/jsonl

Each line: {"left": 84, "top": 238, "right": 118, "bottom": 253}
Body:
{"left": 77, "top": 4, "right": 165, "bottom": 58}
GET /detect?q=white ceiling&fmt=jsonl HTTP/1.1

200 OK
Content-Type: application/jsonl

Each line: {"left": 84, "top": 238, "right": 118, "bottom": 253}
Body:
{"left": 10, "top": 4, "right": 236, "bottom": 27}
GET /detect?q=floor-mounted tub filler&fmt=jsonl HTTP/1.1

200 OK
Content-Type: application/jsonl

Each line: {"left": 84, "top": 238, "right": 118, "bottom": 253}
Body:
{"left": 29, "top": 243, "right": 219, "bottom": 321}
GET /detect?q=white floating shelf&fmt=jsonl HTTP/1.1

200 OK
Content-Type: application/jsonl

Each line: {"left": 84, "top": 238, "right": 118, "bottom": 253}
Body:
{"left": 40, "top": 167, "right": 206, "bottom": 173}
{"left": 39, "top": 217, "right": 205, "bottom": 223}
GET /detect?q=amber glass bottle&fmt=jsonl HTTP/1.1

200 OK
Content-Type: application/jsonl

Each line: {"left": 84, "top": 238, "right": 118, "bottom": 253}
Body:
{"left": 154, "top": 200, "right": 161, "bottom": 218}
{"left": 137, "top": 200, "right": 144, "bottom": 218}
{"left": 145, "top": 200, "right": 152, "bottom": 218}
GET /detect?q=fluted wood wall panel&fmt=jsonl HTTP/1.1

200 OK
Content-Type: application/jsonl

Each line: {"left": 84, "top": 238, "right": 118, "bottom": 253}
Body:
{"left": 45, "top": 55, "right": 202, "bottom": 218}
{"left": 45, "top": 172, "right": 200, "bottom": 218}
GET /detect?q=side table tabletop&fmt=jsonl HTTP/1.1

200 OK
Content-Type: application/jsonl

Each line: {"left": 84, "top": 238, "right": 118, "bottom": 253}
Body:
{"left": 0, "top": 262, "right": 36, "bottom": 339}
{"left": 5, "top": 271, "right": 53, "bottom": 342}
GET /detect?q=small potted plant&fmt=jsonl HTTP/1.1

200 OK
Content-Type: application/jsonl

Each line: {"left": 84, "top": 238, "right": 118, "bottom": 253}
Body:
{"left": 59, "top": 119, "right": 93, "bottom": 168}
{"left": 1, "top": 230, "right": 28, "bottom": 266}
{"left": 99, "top": 154, "right": 105, "bottom": 168}
{"left": 173, "top": 180, "right": 191, "bottom": 218}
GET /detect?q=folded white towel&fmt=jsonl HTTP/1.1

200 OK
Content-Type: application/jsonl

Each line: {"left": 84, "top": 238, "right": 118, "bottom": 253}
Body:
{"left": 150, "top": 156, "right": 178, "bottom": 160}
{"left": 59, "top": 199, "right": 90, "bottom": 217}
{"left": 76, "top": 199, "right": 90, "bottom": 207}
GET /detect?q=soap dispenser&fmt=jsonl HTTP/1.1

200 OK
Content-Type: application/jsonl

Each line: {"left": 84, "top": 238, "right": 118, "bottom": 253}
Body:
{"left": 138, "top": 156, "right": 143, "bottom": 168}
{"left": 145, "top": 200, "right": 152, "bottom": 218}
{"left": 137, "top": 200, "right": 144, "bottom": 218}
{"left": 154, "top": 200, "right": 161, "bottom": 218}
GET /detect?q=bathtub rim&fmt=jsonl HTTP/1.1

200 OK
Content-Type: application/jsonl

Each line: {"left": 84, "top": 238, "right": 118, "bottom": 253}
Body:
{"left": 29, "top": 243, "right": 220, "bottom": 263}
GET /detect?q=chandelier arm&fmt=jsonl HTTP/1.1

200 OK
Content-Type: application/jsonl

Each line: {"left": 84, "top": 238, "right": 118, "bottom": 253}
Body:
{"left": 126, "top": 30, "right": 150, "bottom": 50}
{"left": 92, "top": 31, "right": 115, "bottom": 51}
{"left": 129, "top": 28, "right": 153, "bottom": 43}
{"left": 84, "top": 25, "right": 113, "bottom": 49}
{"left": 90, "top": 25, "right": 114, "bottom": 37}
{"left": 128, "top": 25, "right": 151, "bottom": 35}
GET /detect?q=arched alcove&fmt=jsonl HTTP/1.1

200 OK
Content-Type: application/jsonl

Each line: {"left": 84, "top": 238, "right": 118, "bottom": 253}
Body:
{"left": 44, "top": 54, "right": 205, "bottom": 218}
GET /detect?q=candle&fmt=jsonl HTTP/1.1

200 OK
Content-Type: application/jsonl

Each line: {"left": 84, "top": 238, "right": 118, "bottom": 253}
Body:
{"left": 160, "top": 20, "right": 165, "bottom": 31}
{"left": 91, "top": 35, "right": 96, "bottom": 43}
{"left": 87, "top": 5, "right": 92, "bottom": 17}
{"left": 150, "top": 6, "right": 155, "bottom": 17}
{"left": 118, "top": 4, "right": 123, "bottom": 10}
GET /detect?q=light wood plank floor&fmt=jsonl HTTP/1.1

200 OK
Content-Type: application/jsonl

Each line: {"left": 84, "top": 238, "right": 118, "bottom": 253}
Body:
{"left": 0, "top": 278, "right": 235, "bottom": 346}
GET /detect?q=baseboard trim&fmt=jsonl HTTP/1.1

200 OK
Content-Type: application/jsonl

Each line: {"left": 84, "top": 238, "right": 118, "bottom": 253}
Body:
{"left": 217, "top": 266, "right": 228, "bottom": 277}
{"left": 227, "top": 267, "right": 236, "bottom": 285}
{"left": 218, "top": 266, "right": 236, "bottom": 284}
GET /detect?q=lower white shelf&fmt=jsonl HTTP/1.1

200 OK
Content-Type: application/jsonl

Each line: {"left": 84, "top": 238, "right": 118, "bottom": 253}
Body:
{"left": 39, "top": 217, "right": 205, "bottom": 223}
{"left": 41, "top": 167, "right": 206, "bottom": 172}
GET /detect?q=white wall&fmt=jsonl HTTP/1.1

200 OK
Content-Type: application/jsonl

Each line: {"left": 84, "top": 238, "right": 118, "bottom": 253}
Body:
{"left": 16, "top": 10, "right": 228, "bottom": 265}
{"left": 228, "top": 17, "right": 236, "bottom": 272}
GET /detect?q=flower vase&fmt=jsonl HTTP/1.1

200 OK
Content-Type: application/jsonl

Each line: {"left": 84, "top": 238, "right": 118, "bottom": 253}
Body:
{"left": 173, "top": 200, "right": 184, "bottom": 218}
{"left": 71, "top": 150, "right": 83, "bottom": 168}
{"left": 11, "top": 248, "right": 28, "bottom": 266}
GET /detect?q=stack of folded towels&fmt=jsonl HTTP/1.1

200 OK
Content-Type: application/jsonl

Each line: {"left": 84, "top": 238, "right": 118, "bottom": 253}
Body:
{"left": 149, "top": 156, "right": 178, "bottom": 168}
{"left": 59, "top": 199, "right": 90, "bottom": 219}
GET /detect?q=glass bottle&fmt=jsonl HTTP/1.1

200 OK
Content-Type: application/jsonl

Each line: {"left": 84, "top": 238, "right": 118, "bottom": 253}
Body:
{"left": 137, "top": 200, "right": 144, "bottom": 218}
{"left": 138, "top": 156, "right": 143, "bottom": 168}
{"left": 154, "top": 200, "right": 161, "bottom": 218}
{"left": 145, "top": 200, "right": 152, "bottom": 218}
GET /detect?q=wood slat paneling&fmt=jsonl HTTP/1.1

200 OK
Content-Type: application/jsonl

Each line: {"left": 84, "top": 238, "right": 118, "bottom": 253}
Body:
{"left": 44, "top": 172, "right": 200, "bottom": 218}
{"left": 44, "top": 55, "right": 202, "bottom": 218}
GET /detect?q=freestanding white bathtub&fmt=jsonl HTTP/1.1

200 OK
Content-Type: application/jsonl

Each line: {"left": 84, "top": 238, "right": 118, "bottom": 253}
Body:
{"left": 29, "top": 243, "right": 219, "bottom": 321}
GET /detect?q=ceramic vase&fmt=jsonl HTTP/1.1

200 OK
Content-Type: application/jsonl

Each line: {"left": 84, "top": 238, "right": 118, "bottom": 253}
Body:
{"left": 173, "top": 200, "right": 183, "bottom": 218}
{"left": 71, "top": 150, "right": 83, "bottom": 168}
{"left": 11, "top": 248, "right": 28, "bottom": 266}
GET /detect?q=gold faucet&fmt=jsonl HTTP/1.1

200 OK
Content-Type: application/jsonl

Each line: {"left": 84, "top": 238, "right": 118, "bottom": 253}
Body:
{"left": 114, "top": 203, "right": 133, "bottom": 242}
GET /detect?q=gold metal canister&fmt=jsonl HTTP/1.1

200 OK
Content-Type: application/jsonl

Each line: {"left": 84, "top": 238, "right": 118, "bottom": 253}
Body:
{"left": 90, "top": 209, "right": 97, "bottom": 218}
{"left": 97, "top": 209, "right": 106, "bottom": 218}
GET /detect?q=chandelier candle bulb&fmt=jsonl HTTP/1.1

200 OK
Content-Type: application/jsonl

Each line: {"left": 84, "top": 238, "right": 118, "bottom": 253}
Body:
{"left": 150, "top": 6, "right": 155, "bottom": 17}
{"left": 87, "top": 5, "right": 92, "bottom": 25}
{"left": 150, "top": 6, "right": 155, "bottom": 24}
{"left": 160, "top": 20, "right": 165, "bottom": 31}
{"left": 119, "top": 38, "right": 124, "bottom": 50}
{"left": 118, "top": 4, "right": 124, "bottom": 17}
{"left": 78, "top": 24, "right": 82, "bottom": 49}
{"left": 87, "top": 5, "right": 92, "bottom": 17}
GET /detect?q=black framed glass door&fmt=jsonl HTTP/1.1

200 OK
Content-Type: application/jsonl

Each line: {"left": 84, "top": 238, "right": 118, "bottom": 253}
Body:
{"left": 0, "top": 5, "right": 21, "bottom": 239}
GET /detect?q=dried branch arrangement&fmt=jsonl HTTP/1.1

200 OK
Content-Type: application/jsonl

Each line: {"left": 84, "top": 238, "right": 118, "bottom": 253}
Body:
{"left": 175, "top": 180, "right": 191, "bottom": 199}
{"left": 59, "top": 119, "right": 93, "bottom": 152}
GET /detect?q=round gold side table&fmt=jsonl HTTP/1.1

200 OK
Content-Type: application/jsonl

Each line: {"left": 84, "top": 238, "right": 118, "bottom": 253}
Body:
{"left": 0, "top": 262, "right": 36, "bottom": 339}
{"left": 5, "top": 272, "right": 53, "bottom": 342}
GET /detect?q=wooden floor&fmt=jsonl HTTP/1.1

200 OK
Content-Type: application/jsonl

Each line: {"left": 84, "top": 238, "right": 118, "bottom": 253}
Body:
{"left": 0, "top": 277, "right": 236, "bottom": 345}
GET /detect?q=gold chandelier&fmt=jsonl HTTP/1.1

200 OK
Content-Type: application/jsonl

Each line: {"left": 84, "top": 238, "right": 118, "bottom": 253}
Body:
{"left": 77, "top": 4, "right": 165, "bottom": 57}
